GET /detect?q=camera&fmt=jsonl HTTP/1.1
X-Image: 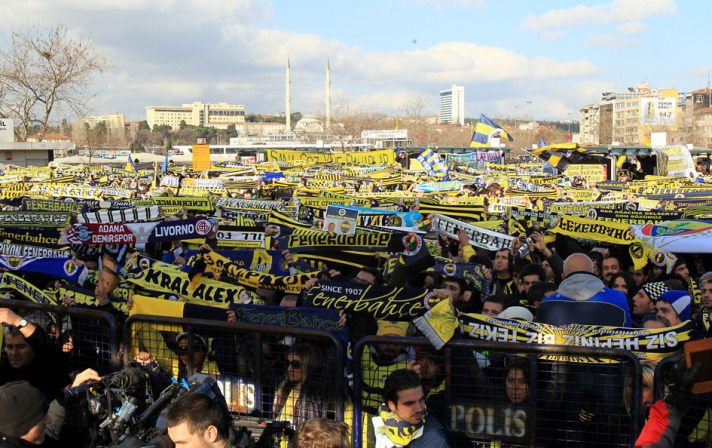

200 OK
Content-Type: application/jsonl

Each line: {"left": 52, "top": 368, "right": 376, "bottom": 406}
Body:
{"left": 60, "top": 369, "right": 228, "bottom": 448}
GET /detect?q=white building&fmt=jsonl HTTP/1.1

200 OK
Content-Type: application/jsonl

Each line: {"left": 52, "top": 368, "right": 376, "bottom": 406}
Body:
{"left": 146, "top": 102, "right": 245, "bottom": 129}
{"left": 439, "top": 85, "right": 465, "bottom": 126}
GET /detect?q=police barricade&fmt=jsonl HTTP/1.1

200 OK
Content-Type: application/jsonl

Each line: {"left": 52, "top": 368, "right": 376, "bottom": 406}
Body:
{"left": 653, "top": 356, "right": 712, "bottom": 446}
{"left": 0, "top": 297, "right": 121, "bottom": 374}
{"left": 123, "top": 314, "right": 346, "bottom": 444}
{"left": 353, "top": 336, "right": 643, "bottom": 448}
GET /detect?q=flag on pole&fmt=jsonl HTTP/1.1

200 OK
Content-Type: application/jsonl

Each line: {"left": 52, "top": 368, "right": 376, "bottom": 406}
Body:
{"left": 417, "top": 148, "right": 447, "bottom": 177}
{"left": 126, "top": 154, "right": 137, "bottom": 173}
{"left": 566, "top": 132, "right": 571, "bottom": 141}
{"left": 395, "top": 116, "right": 399, "bottom": 130}
{"left": 161, "top": 151, "right": 169, "bottom": 174}
{"left": 470, "top": 115, "right": 513, "bottom": 147}
{"left": 540, "top": 138, "right": 547, "bottom": 148}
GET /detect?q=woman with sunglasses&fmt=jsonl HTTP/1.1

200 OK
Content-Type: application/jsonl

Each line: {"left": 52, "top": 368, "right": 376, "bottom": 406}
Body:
{"left": 272, "top": 343, "right": 333, "bottom": 446}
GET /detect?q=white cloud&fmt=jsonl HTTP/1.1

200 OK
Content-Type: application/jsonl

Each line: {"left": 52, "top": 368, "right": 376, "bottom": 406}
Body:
{"left": 584, "top": 34, "right": 640, "bottom": 47}
{"left": 616, "top": 21, "right": 647, "bottom": 34}
{"left": 521, "top": 0, "right": 676, "bottom": 32}
{"left": 538, "top": 30, "right": 565, "bottom": 41}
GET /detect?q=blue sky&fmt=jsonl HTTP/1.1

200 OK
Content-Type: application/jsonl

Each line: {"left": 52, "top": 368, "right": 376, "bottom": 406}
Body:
{"left": 1, "top": 0, "right": 708, "bottom": 123}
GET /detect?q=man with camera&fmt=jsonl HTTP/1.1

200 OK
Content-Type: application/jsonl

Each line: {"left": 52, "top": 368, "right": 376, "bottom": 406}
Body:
{"left": 0, "top": 369, "right": 101, "bottom": 447}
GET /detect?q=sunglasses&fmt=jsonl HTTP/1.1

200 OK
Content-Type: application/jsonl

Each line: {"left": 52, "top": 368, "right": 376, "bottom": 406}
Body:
{"left": 177, "top": 345, "right": 203, "bottom": 354}
{"left": 287, "top": 359, "right": 302, "bottom": 369}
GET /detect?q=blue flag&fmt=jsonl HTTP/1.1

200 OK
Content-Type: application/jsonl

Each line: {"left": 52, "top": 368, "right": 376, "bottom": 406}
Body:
{"left": 540, "top": 138, "right": 547, "bottom": 147}
{"left": 126, "top": 154, "right": 137, "bottom": 173}
{"left": 161, "top": 151, "right": 169, "bottom": 174}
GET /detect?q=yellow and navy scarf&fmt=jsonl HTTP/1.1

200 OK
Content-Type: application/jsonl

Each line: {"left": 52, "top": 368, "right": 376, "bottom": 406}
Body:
{"left": 377, "top": 403, "right": 426, "bottom": 446}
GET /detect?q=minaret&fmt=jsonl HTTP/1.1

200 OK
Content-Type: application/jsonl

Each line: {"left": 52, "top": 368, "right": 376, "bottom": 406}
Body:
{"left": 325, "top": 58, "right": 331, "bottom": 130}
{"left": 285, "top": 58, "right": 291, "bottom": 133}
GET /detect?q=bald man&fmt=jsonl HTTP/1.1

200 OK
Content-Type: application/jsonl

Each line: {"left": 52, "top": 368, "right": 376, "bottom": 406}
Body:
{"left": 536, "top": 253, "right": 631, "bottom": 327}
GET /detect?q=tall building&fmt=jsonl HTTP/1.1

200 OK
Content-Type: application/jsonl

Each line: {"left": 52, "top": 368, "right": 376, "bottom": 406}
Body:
{"left": 439, "top": 85, "right": 465, "bottom": 126}
{"left": 145, "top": 102, "right": 245, "bottom": 129}
{"left": 581, "top": 84, "right": 682, "bottom": 145}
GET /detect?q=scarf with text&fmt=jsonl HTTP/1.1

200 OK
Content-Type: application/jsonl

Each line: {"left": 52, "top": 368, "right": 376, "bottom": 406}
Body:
{"left": 429, "top": 214, "right": 515, "bottom": 251}
{"left": 0, "top": 211, "right": 72, "bottom": 228}
{"left": 191, "top": 250, "right": 324, "bottom": 294}
{"left": 62, "top": 216, "right": 214, "bottom": 245}
{"left": 182, "top": 249, "right": 287, "bottom": 276}
{"left": 77, "top": 205, "right": 163, "bottom": 224}
{"left": 127, "top": 266, "right": 249, "bottom": 308}
{"left": 22, "top": 198, "right": 87, "bottom": 213}
{"left": 303, "top": 280, "right": 437, "bottom": 321}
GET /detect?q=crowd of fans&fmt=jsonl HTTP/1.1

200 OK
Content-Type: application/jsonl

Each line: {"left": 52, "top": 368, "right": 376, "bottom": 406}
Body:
{"left": 0, "top": 156, "right": 711, "bottom": 448}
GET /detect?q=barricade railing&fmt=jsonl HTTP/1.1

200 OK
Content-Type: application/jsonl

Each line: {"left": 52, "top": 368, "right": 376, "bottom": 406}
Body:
{"left": 653, "top": 355, "right": 712, "bottom": 446}
{"left": 0, "top": 297, "right": 121, "bottom": 374}
{"left": 353, "top": 336, "right": 643, "bottom": 448}
{"left": 124, "top": 314, "right": 345, "bottom": 444}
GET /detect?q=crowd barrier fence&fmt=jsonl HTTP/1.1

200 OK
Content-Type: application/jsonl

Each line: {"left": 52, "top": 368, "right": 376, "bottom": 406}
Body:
{"left": 353, "top": 336, "right": 643, "bottom": 448}
{"left": 123, "top": 314, "right": 346, "bottom": 444}
{"left": 0, "top": 297, "right": 121, "bottom": 374}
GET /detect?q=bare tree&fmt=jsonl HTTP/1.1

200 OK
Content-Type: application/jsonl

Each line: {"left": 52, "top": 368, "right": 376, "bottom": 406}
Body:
{"left": 0, "top": 23, "right": 109, "bottom": 141}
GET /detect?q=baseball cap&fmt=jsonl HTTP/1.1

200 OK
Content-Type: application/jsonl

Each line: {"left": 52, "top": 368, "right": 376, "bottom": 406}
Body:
{"left": 0, "top": 381, "right": 48, "bottom": 438}
{"left": 376, "top": 320, "right": 409, "bottom": 337}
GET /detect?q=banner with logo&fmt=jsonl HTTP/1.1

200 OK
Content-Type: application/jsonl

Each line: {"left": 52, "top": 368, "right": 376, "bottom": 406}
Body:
{"left": 631, "top": 219, "right": 712, "bottom": 254}
{"left": 62, "top": 217, "right": 215, "bottom": 245}
{"left": 182, "top": 249, "right": 287, "bottom": 276}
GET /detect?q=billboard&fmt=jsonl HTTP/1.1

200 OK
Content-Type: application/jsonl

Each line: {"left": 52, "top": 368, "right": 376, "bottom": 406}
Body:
{"left": 640, "top": 98, "right": 676, "bottom": 126}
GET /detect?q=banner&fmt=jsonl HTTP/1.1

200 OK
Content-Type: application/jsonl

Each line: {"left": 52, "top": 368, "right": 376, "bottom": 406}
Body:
{"left": 591, "top": 208, "right": 682, "bottom": 225}
{"left": 631, "top": 219, "right": 712, "bottom": 254}
{"left": 318, "top": 190, "right": 371, "bottom": 207}
{"left": 129, "top": 296, "right": 349, "bottom": 347}
{"left": 127, "top": 267, "right": 249, "bottom": 308}
{"left": 62, "top": 217, "right": 214, "bottom": 245}
{"left": 430, "top": 214, "right": 515, "bottom": 251}
{"left": 192, "top": 144, "right": 211, "bottom": 171}
{"left": 655, "top": 146, "right": 695, "bottom": 178}
{"left": 324, "top": 205, "right": 359, "bottom": 235}
{"left": 303, "top": 281, "right": 436, "bottom": 321}
{"left": 0, "top": 212, "right": 72, "bottom": 228}
{"left": 265, "top": 148, "right": 395, "bottom": 166}
{"left": 563, "top": 164, "right": 606, "bottom": 182}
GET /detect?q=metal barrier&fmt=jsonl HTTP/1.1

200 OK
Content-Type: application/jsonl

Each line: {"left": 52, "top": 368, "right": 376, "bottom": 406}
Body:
{"left": 654, "top": 356, "right": 712, "bottom": 447}
{"left": 0, "top": 297, "right": 121, "bottom": 374}
{"left": 124, "top": 314, "right": 346, "bottom": 444}
{"left": 353, "top": 336, "right": 643, "bottom": 448}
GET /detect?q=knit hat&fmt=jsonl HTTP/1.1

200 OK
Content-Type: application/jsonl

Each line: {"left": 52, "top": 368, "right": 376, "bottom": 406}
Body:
{"left": 498, "top": 306, "right": 534, "bottom": 322}
{"left": 0, "top": 381, "right": 48, "bottom": 438}
{"left": 641, "top": 282, "right": 669, "bottom": 303}
{"left": 659, "top": 290, "right": 692, "bottom": 322}
{"left": 376, "top": 320, "right": 409, "bottom": 337}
